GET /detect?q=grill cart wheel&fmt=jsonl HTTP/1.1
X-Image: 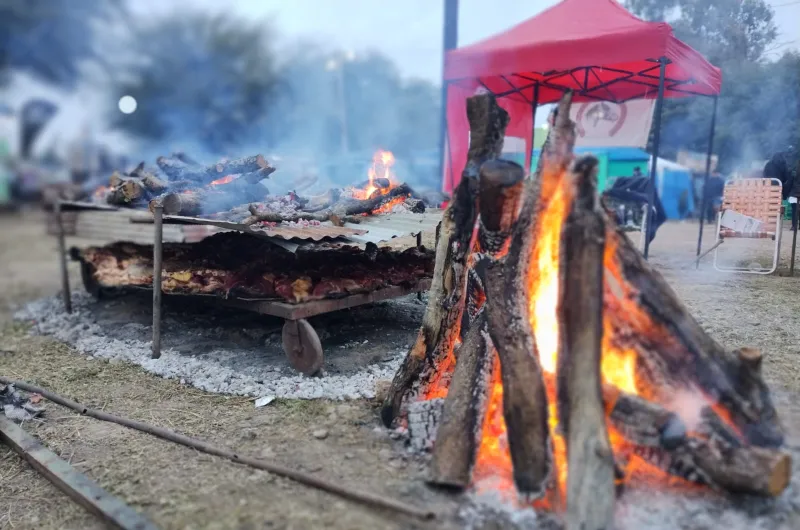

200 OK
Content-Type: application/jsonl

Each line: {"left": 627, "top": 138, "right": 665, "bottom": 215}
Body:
{"left": 281, "top": 318, "right": 323, "bottom": 376}
{"left": 80, "top": 261, "right": 104, "bottom": 300}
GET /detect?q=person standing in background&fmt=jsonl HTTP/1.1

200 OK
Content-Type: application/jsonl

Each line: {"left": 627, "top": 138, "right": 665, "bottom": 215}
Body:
{"left": 764, "top": 147, "right": 798, "bottom": 230}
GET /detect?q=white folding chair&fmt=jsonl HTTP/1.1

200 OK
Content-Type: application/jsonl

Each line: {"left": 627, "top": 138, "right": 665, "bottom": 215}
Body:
{"left": 713, "top": 178, "right": 783, "bottom": 274}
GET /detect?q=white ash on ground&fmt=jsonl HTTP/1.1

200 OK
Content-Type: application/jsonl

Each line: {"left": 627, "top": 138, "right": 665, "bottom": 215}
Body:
{"left": 453, "top": 414, "right": 800, "bottom": 530}
{"left": 15, "top": 291, "right": 426, "bottom": 400}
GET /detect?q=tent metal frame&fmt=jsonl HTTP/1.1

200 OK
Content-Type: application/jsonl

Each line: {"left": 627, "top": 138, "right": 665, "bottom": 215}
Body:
{"left": 441, "top": 55, "right": 719, "bottom": 261}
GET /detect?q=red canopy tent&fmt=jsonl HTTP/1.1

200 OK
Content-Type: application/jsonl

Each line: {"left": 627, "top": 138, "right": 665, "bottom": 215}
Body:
{"left": 440, "top": 0, "right": 722, "bottom": 259}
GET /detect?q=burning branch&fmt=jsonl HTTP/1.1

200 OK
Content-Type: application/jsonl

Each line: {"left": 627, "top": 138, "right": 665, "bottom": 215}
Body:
{"left": 428, "top": 159, "right": 525, "bottom": 490}
{"left": 380, "top": 93, "right": 510, "bottom": 427}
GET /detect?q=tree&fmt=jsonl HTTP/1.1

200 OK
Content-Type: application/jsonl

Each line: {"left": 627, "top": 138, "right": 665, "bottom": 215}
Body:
{"left": 107, "top": 12, "right": 281, "bottom": 156}
{"left": 0, "top": 0, "right": 126, "bottom": 87}
{"left": 627, "top": 0, "right": 798, "bottom": 172}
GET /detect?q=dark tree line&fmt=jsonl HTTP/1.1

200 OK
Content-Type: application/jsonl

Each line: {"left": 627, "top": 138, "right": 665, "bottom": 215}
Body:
{"left": 627, "top": 0, "right": 800, "bottom": 172}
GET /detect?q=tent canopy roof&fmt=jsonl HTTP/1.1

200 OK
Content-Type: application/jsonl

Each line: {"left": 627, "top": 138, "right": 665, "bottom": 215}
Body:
{"left": 444, "top": 0, "right": 721, "bottom": 104}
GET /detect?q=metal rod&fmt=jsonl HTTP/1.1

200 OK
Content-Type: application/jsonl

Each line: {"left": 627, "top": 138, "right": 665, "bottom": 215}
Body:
{"left": 696, "top": 96, "right": 719, "bottom": 268}
{"left": 529, "top": 84, "right": 540, "bottom": 171}
{"left": 791, "top": 204, "right": 798, "bottom": 276}
{"left": 437, "top": 0, "right": 459, "bottom": 190}
{"left": 151, "top": 205, "right": 164, "bottom": 359}
{"left": 692, "top": 239, "right": 724, "bottom": 268}
{"left": 643, "top": 57, "right": 667, "bottom": 260}
{"left": 0, "top": 416, "right": 158, "bottom": 530}
{"left": 55, "top": 201, "right": 72, "bottom": 313}
{"left": 0, "top": 376, "right": 436, "bottom": 522}
{"left": 416, "top": 231, "right": 424, "bottom": 300}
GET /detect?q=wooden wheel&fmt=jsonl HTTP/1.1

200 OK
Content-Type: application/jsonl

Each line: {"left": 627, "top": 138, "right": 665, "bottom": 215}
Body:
{"left": 80, "top": 262, "right": 104, "bottom": 299}
{"left": 281, "top": 319, "right": 323, "bottom": 376}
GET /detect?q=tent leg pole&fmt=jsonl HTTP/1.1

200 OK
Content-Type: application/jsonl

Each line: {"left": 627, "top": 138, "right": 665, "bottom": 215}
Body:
{"left": 438, "top": 0, "right": 459, "bottom": 193}
{"left": 791, "top": 207, "right": 798, "bottom": 276}
{"left": 529, "top": 84, "right": 539, "bottom": 172}
{"left": 643, "top": 57, "right": 667, "bottom": 260}
{"left": 696, "top": 96, "right": 719, "bottom": 269}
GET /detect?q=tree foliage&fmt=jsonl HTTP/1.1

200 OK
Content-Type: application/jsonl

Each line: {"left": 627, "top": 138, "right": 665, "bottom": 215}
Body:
{"left": 106, "top": 13, "right": 441, "bottom": 163}
{"left": 628, "top": 0, "right": 798, "bottom": 171}
{"left": 0, "top": 0, "right": 125, "bottom": 87}
{"left": 107, "top": 12, "right": 281, "bottom": 156}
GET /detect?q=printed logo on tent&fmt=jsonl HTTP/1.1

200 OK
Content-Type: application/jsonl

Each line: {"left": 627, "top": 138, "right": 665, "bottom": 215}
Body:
{"left": 575, "top": 102, "right": 628, "bottom": 138}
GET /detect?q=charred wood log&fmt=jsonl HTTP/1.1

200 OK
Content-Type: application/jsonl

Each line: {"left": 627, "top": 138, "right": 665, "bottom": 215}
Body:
{"left": 380, "top": 93, "right": 510, "bottom": 428}
{"left": 605, "top": 387, "right": 791, "bottom": 497}
{"left": 558, "top": 155, "right": 615, "bottom": 530}
{"left": 241, "top": 184, "right": 413, "bottom": 225}
{"left": 427, "top": 160, "right": 524, "bottom": 489}
{"left": 155, "top": 154, "right": 272, "bottom": 187}
{"left": 481, "top": 92, "right": 575, "bottom": 498}
{"left": 606, "top": 228, "right": 784, "bottom": 447}
{"left": 427, "top": 312, "right": 494, "bottom": 489}
{"left": 477, "top": 159, "right": 525, "bottom": 255}
{"left": 404, "top": 198, "right": 426, "bottom": 213}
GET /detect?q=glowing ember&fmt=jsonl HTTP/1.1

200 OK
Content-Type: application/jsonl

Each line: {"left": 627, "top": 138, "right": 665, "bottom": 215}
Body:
{"left": 210, "top": 175, "right": 236, "bottom": 186}
{"left": 371, "top": 195, "right": 407, "bottom": 214}
{"left": 93, "top": 185, "right": 111, "bottom": 198}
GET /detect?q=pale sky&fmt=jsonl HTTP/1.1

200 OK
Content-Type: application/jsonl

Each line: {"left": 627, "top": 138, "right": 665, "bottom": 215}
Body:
{"left": 129, "top": 0, "right": 799, "bottom": 82}
{"left": 5, "top": 0, "right": 797, "bottom": 155}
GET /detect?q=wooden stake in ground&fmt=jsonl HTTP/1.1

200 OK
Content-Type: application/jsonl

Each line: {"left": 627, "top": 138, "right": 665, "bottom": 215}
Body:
{"left": 380, "top": 93, "right": 510, "bottom": 426}
{"left": 558, "top": 156, "right": 615, "bottom": 530}
{"left": 0, "top": 416, "right": 158, "bottom": 530}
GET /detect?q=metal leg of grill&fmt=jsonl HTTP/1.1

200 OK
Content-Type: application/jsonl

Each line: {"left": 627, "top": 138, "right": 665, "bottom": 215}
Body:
{"left": 55, "top": 201, "right": 72, "bottom": 314}
{"left": 152, "top": 205, "right": 164, "bottom": 359}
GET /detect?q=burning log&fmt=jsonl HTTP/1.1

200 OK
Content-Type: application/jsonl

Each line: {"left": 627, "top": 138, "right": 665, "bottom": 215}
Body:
{"left": 606, "top": 226, "right": 785, "bottom": 447}
{"left": 605, "top": 387, "right": 791, "bottom": 497}
{"left": 404, "top": 198, "right": 426, "bottom": 214}
{"left": 156, "top": 154, "right": 273, "bottom": 187}
{"left": 103, "top": 164, "right": 170, "bottom": 206}
{"left": 150, "top": 178, "right": 267, "bottom": 216}
{"left": 242, "top": 184, "right": 414, "bottom": 225}
{"left": 380, "top": 93, "right": 510, "bottom": 427}
{"left": 427, "top": 159, "right": 524, "bottom": 490}
{"left": 481, "top": 93, "right": 575, "bottom": 498}
{"left": 427, "top": 312, "right": 494, "bottom": 489}
{"left": 558, "top": 156, "right": 615, "bottom": 530}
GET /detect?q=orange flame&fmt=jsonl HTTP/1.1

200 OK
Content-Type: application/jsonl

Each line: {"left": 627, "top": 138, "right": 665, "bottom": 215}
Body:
{"left": 352, "top": 150, "right": 398, "bottom": 200}
{"left": 210, "top": 175, "right": 236, "bottom": 186}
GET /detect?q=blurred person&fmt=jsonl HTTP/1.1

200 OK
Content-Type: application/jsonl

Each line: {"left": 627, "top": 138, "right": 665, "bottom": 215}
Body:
{"left": 764, "top": 146, "right": 798, "bottom": 229}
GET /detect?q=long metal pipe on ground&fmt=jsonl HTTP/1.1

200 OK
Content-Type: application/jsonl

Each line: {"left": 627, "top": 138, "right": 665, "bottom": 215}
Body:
{"left": 0, "top": 376, "right": 436, "bottom": 522}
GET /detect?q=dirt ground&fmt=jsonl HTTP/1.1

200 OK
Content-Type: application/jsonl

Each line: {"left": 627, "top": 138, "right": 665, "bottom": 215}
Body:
{"left": 2, "top": 210, "right": 800, "bottom": 529}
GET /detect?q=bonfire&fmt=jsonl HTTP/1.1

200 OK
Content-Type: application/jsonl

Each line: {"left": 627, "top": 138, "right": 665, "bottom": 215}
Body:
{"left": 380, "top": 92, "right": 789, "bottom": 528}
{"left": 91, "top": 150, "right": 429, "bottom": 225}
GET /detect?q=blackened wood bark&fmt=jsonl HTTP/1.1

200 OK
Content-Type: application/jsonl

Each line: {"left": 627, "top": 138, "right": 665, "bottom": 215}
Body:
{"left": 156, "top": 154, "right": 272, "bottom": 187}
{"left": 427, "top": 160, "right": 525, "bottom": 488}
{"left": 427, "top": 312, "right": 494, "bottom": 489}
{"left": 241, "top": 184, "right": 412, "bottom": 225}
{"left": 607, "top": 228, "right": 784, "bottom": 447}
{"left": 477, "top": 159, "right": 525, "bottom": 255}
{"left": 605, "top": 387, "right": 791, "bottom": 496}
{"left": 381, "top": 94, "right": 510, "bottom": 427}
{"left": 482, "top": 91, "right": 575, "bottom": 497}
{"left": 558, "top": 156, "right": 615, "bottom": 530}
